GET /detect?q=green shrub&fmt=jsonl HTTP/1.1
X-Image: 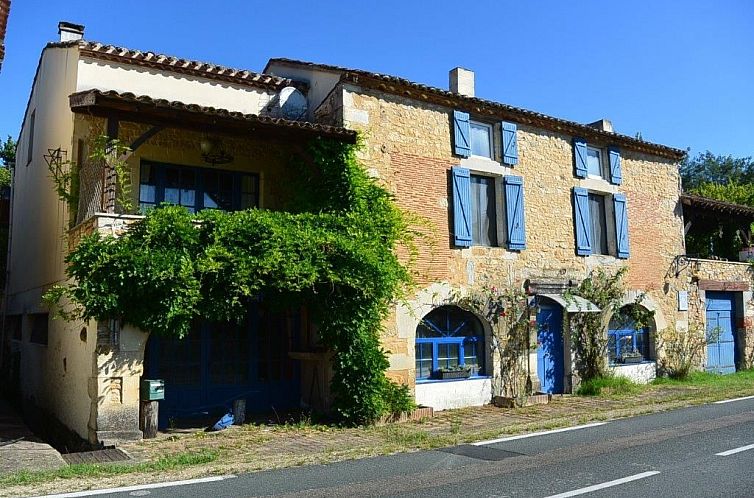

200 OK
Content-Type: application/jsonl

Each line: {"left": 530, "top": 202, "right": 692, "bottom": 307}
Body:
{"left": 576, "top": 375, "right": 640, "bottom": 397}
{"left": 383, "top": 381, "right": 416, "bottom": 415}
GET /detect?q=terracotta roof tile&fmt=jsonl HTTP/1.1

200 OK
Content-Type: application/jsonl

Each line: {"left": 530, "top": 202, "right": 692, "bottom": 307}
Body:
{"left": 267, "top": 58, "right": 686, "bottom": 160}
{"left": 69, "top": 89, "right": 357, "bottom": 142}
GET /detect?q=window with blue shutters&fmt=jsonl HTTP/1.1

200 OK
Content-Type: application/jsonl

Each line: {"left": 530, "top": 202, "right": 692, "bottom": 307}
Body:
{"left": 608, "top": 147, "right": 622, "bottom": 185}
{"left": 451, "top": 166, "right": 472, "bottom": 247}
{"left": 574, "top": 139, "right": 623, "bottom": 185}
{"left": 502, "top": 121, "right": 518, "bottom": 165}
{"left": 573, "top": 138, "right": 588, "bottom": 178}
{"left": 453, "top": 111, "right": 471, "bottom": 157}
{"left": 504, "top": 175, "right": 526, "bottom": 250}
{"left": 613, "top": 193, "right": 630, "bottom": 258}
{"left": 573, "top": 187, "right": 592, "bottom": 256}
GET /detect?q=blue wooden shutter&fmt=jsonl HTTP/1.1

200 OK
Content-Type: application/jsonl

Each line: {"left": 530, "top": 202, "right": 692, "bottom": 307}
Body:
{"left": 608, "top": 146, "right": 622, "bottom": 185}
{"left": 573, "top": 187, "right": 592, "bottom": 256}
{"left": 613, "top": 193, "right": 630, "bottom": 258}
{"left": 502, "top": 121, "right": 518, "bottom": 166}
{"left": 453, "top": 111, "right": 471, "bottom": 157}
{"left": 504, "top": 175, "right": 526, "bottom": 250}
{"left": 573, "top": 138, "right": 588, "bottom": 178}
{"left": 451, "top": 166, "right": 472, "bottom": 247}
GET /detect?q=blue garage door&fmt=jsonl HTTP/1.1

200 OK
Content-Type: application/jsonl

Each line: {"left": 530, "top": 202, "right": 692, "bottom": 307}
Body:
{"left": 705, "top": 292, "right": 737, "bottom": 374}
{"left": 145, "top": 305, "right": 300, "bottom": 428}
{"left": 537, "top": 303, "right": 564, "bottom": 394}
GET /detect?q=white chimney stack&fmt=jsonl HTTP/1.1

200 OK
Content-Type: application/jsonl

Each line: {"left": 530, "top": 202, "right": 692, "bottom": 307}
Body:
{"left": 58, "top": 21, "right": 85, "bottom": 42}
{"left": 449, "top": 67, "right": 475, "bottom": 97}
{"left": 588, "top": 118, "right": 614, "bottom": 133}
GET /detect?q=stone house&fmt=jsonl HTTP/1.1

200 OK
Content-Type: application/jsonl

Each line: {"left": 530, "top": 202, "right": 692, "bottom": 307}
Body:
{"left": 3, "top": 22, "right": 752, "bottom": 445}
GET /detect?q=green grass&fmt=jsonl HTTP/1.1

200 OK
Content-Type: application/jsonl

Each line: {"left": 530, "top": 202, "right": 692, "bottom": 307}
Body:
{"left": 576, "top": 375, "right": 643, "bottom": 397}
{"left": 652, "top": 368, "right": 754, "bottom": 388}
{"left": 0, "top": 449, "right": 218, "bottom": 486}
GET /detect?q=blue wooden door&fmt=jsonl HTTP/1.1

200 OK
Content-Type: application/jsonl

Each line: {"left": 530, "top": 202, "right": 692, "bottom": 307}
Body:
{"left": 145, "top": 305, "right": 300, "bottom": 428}
{"left": 706, "top": 292, "right": 736, "bottom": 374}
{"left": 537, "top": 303, "right": 564, "bottom": 394}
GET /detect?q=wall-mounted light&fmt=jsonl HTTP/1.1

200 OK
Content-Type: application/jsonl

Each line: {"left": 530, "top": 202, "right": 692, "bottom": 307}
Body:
{"left": 200, "top": 137, "right": 233, "bottom": 166}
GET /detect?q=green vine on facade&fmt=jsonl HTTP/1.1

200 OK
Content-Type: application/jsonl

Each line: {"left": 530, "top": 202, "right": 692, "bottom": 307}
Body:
{"left": 45, "top": 137, "right": 416, "bottom": 426}
{"left": 455, "top": 284, "right": 533, "bottom": 404}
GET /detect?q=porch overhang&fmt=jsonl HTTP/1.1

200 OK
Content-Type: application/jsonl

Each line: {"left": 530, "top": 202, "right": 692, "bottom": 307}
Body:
{"left": 538, "top": 294, "right": 601, "bottom": 313}
{"left": 68, "top": 89, "right": 358, "bottom": 144}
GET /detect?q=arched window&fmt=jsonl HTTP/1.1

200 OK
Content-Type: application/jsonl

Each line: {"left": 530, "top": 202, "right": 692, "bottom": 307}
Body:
{"left": 608, "top": 306, "right": 651, "bottom": 364}
{"left": 415, "top": 306, "right": 485, "bottom": 380}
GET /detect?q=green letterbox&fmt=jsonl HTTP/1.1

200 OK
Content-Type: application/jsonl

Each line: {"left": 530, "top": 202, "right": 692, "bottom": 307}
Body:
{"left": 140, "top": 379, "right": 165, "bottom": 401}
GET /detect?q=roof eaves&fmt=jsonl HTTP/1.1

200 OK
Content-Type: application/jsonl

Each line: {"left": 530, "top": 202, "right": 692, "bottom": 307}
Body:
{"left": 267, "top": 58, "right": 686, "bottom": 161}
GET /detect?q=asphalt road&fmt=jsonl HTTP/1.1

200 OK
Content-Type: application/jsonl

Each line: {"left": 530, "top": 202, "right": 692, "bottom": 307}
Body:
{"left": 37, "top": 396, "right": 754, "bottom": 498}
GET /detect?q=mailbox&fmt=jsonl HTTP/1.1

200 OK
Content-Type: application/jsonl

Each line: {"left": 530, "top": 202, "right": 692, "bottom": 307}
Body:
{"left": 140, "top": 379, "right": 165, "bottom": 401}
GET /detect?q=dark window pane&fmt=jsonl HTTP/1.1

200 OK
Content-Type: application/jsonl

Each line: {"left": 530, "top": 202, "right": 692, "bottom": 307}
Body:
{"left": 588, "top": 194, "right": 608, "bottom": 255}
{"left": 29, "top": 314, "right": 48, "bottom": 345}
{"left": 470, "top": 175, "right": 497, "bottom": 246}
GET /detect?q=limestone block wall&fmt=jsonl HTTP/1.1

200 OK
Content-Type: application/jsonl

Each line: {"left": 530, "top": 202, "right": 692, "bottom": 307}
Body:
{"left": 335, "top": 84, "right": 687, "bottom": 389}
{"left": 682, "top": 258, "right": 754, "bottom": 368}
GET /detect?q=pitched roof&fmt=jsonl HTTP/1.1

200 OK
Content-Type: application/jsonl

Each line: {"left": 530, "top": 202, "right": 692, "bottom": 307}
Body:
{"left": 266, "top": 58, "right": 686, "bottom": 161}
{"left": 681, "top": 193, "right": 754, "bottom": 218}
{"left": 69, "top": 89, "right": 357, "bottom": 143}
{"left": 49, "top": 39, "right": 306, "bottom": 92}
{"left": 0, "top": 0, "right": 10, "bottom": 71}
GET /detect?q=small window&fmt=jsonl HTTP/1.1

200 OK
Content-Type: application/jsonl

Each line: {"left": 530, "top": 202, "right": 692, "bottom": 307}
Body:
{"left": 416, "top": 306, "right": 485, "bottom": 380}
{"left": 29, "top": 313, "right": 49, "bottom": 346}
{"left": 608, "top": 309, "right": 651, "bottom": 364}
{"left": 586, "top": 146, "right": 603, "bottom": 178}
{"left": 588, "top": 193, "right": 609, "bottom": 255}
{"left": 470, "top": 175, "right": 498, "bottom": 246}
{"left": 470, "top": 121, "right": 493, "bottom": 159}
{"left": 26, "top": 110, "right": 36, "bottom": 166}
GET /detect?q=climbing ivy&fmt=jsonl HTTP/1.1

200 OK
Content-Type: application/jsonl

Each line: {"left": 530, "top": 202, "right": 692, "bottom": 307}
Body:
{"left": 45, "top": 137, "right": 417, "bottom": 425}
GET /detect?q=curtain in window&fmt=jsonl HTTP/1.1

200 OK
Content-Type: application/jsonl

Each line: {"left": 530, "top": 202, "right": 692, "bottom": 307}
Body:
{"left": 470, "top": 175, "right": 498, "bottom": 246}
{"left": 588, "top": 194, "right": 608, "bottom": 255}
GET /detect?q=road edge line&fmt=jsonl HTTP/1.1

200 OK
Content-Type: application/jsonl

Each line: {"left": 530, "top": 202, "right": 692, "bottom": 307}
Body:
{"left": 26, "top": 474, "right": 236, "bottom": 498}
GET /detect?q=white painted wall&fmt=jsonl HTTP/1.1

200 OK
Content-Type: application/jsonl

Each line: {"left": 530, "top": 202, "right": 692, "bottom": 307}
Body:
{"left": 415, "top": 378, "right": 492, "bottom": 410}
{"left": 77, "top": 58, "right": 277, "bottom": 115}
{"left": 263, "top": 63, "right": 342, "bottom": 120}
{"left": 611, "top": 362, "right": 656, "bottom": 384}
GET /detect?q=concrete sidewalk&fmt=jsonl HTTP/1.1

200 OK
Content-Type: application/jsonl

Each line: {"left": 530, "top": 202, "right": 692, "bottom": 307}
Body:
{"left": 0, "top": 398, "right": 65, "bottom": 474}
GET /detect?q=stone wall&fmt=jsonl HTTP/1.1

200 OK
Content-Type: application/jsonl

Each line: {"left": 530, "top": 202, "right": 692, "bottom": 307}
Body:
{"left": 337, "top": 84, "right": 687, "bottom": 392}
{"left": 681, "top": 258, "right": 754, "bottom": 368}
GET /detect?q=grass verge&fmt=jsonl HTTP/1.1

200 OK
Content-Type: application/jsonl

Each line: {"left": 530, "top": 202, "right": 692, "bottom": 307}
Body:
{"left": 0, "top": 449, "right": 217, "bottom": 487}
{"left": 576, "top": 375, "right": 642, "bottom": 397}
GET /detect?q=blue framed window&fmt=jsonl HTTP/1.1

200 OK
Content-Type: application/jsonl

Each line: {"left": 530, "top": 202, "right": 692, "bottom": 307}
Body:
{"left": 415, "top": 306, "right": 485, "bottom": 380}
{"left": 139, "top": 161, "right": 259, "bottom": 213}
{"left": 608, "top": 307, "right": 651, "bottom": 364}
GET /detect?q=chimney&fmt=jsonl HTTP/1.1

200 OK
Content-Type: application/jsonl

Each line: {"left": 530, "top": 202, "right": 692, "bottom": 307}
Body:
{"left": 587, "top": 118, "right": 614, "bottom": 133}
{"left": 449, "top": 67, "right": 475, "bottom": 97}
{"left": 58, "top": 21, "right": 85, "bottom": 42}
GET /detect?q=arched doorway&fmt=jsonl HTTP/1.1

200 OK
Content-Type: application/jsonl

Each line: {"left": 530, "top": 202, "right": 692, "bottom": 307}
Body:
{"left": 415, "top": 305, "right": 486, "bottom": 380}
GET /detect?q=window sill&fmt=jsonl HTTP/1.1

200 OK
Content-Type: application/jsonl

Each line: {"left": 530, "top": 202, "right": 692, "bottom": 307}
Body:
{"left": 460, "top": 156, "right": 508, "bottom": 176}
{"left": 610, "top": 360, "right": 655, "bottom": 367}
{"left": 416, "top": 375, "right": 491, "bottom": 384}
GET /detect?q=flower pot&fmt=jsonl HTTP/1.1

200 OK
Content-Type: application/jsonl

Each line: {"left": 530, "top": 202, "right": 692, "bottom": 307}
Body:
{"left": 438, "top": 369, "right": 471, "bottom": 380}
{"left": 621, "top": 356, "right": 643, "bottom": 364}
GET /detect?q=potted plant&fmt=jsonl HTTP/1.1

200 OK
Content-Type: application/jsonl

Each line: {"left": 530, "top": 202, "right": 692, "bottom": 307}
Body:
{"left": 620, "top": 351, "right": 643, "bottom": 364}
{"left": 437, "top": 365, "right": 472, "bottom": 380}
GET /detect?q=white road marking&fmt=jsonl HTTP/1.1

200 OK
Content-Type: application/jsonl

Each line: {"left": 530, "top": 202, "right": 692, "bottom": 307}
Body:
{"left": 714, "top": 395, "right": 754, "bottom": 404}
{"left": 543, "top": 471, "right": 661, "bottom": 498}
{"left": 471, "top": 422, "right": 607, "bottom": 446}
{"left": 716, "top": 443, "right": 754, "bottom": 456}
{"left": 27, "top": 475, "right": 236, "bottom": 498}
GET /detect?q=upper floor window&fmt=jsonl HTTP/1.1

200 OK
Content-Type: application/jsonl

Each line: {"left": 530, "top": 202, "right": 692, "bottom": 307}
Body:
{"left": 586, "top": 146, "right": 604, "bottom": 178}
{"left": 470, "top": 174, "right": 498, "bottom": 246}
{"left": 588, "top": 193, "right": 609, "bottom": 255}
{"left": 139, "top": 162, "right": 259, "bottom": 214}
{"left": 26, "top": 110, "right": 35, "bottom": 166}
{"left": 470, "top": 121, "right": 493, "bottom": 159}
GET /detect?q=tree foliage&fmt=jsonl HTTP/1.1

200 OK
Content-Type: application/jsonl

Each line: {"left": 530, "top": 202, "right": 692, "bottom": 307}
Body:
{"left": 0, "top": 135, "right": 16, "bottom": 188}
{"left": 681, "top": 151, "right": 754, "bottom": 191}
{"left": 46, "top": 137, "right": 417, "bottom": 425}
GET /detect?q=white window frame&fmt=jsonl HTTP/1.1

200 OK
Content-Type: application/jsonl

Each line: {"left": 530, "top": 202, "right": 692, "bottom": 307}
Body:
{"left": 586, "top": 145, "right": 605, "bottom": 180}
{"left": 469, "top": 120, "right": 494, "bottom": 160}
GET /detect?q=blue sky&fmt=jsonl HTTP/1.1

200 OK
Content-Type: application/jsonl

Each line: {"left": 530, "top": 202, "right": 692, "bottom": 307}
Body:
{"left": 1, "top": 0, "right": 752, "bottom": 158}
